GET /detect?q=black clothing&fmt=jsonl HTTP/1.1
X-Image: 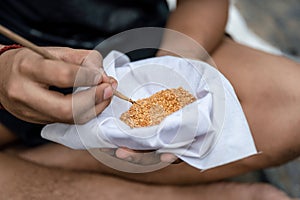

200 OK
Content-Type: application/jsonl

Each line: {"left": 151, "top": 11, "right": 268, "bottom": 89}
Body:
{"left": 0, "top": 0, "right": 169, "bottom": 146}
{"left": 0, "top": 0, "right": 169, "bottom": 48}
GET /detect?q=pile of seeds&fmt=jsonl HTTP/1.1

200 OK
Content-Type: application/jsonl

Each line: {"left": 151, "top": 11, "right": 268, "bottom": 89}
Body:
{"left": 120, "top": 87, "right": 196, "bottom": 128}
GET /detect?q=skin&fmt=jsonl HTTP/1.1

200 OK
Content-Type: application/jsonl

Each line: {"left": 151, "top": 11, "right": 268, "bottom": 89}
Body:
{"left": 0, "top": 47, "right": 117, "bottom": 124}
{"left": 0, "top": 37, "right": 297, "bottom": 199}
{"left": 115, "top": 0, "right": 300, "bottom": 175}
{"left": 0, "top": 151, "right": 292, "bottom": 200}
{"left": 14, "top": 38, "right": 300, "bottom": 185}
{"left": 0, "top": 0, "right": 298, "bottom": 199}
{"left": 157, "top": 0, "right": 229, "bottom": 59}
{"left": 0, "top": 52, "right": 295, "bottom": 196}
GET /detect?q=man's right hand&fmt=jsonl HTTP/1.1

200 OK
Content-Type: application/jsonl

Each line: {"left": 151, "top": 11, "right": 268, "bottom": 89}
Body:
{"left": 0, "top": 47, "right": 117, "bottom": 124}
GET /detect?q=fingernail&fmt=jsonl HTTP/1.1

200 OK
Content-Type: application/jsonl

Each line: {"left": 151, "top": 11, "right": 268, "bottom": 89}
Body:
{"left": 112, "top": 82, "right": 118, "bottom": 90}
{"left": 109, "top": 79, "right": 118, "bottom": 90}
{"left": 103, "top": 86, "right": 113, "bottom": 100}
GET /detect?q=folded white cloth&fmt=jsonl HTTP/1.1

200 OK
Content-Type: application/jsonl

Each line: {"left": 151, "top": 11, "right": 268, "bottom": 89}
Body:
{"left": 42, "top": 51, "right": 257, "bottom": 170}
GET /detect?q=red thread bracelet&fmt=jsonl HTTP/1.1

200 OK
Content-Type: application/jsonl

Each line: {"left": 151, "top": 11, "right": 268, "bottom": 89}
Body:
{"left": 0, "top": 44, "right": 23, "bottom": 109}
{"left": 0, "top": 44, "right": 23, "bottom": 56}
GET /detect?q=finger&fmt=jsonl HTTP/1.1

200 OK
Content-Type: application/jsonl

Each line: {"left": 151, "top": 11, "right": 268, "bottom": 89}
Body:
{"left": 21, "top": 80, "right": 113, "bottom": 123}
{"left": 72, "top": 83, "right": 114, "bottom": 124}
{"left": 73, "top": 96, "right": 111, "bottom": 124}
{"left": 108, "top": 76, "right": 118, "bottom": 89}
{"left": 16, "top": 48, "right": 103, "bottom": 87}
{"left": 78, "top": 50, "right": 112, "bottom": 84}
{"left": 115, "top": 148, "right": 160, "bottom": 165}
{"left": 115, "top": 148, "right": 136, "bottom": 161}
{"left": 99, "top": 148, "right": 115, "bottom": 156}
{"left": 49, "top": 48, "right": 113, "bottom": 85}
{"left": 47, "top": 48, "right": 102, "bottom": 69}
{"left": 160, "top": 153, "right": 182, "bottom": 164}
{"left": 21, "top": 58, "right": 103, "bottom": 88}
{"left": 81, "top": 50, "right": 103, "bottom": 69}
{"left": 7, "top": 85, "right": 113, "bottom": 125}
{"left": 98, "top": 71, "right": 117, "bottom": 87}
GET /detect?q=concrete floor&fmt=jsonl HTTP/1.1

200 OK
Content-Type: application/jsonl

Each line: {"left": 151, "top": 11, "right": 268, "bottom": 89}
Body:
{"left": 236, "top": 0, "right": 300, "bottom": 59}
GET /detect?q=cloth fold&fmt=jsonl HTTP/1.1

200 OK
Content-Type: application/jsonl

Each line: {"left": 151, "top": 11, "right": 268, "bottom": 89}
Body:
{"left": 42, "top": 51, "right": 257, "bottom": 170}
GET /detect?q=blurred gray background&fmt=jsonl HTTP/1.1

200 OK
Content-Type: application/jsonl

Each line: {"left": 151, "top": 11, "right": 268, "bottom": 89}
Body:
{"left": 236, "top": 0, "right": 300, "bottom": 61}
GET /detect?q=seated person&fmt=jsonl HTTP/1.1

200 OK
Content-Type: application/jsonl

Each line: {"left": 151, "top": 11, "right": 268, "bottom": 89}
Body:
{"left": 0, "top": 0, "right": 298, "bottom": 199}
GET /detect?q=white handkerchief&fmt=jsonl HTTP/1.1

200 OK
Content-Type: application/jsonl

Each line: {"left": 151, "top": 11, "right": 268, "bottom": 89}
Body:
{"left": 42, "top": 51, "right": 257, "bottom": 170}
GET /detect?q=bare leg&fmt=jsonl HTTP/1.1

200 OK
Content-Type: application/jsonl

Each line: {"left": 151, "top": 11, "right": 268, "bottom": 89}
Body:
{"left": 214, "top": 37, "right": 300, "bottom": 165}
{"left": 17, "top": 39, "right": 300, "bottom": 185}
{"left": 0, "top": 151, "right": 292, "bottom": 200}
{"left": 1, "top": 39, "right": 298, "bottom": 199}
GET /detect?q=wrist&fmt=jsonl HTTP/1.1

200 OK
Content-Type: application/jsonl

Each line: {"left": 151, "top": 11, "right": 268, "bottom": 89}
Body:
{"left": 0, "top": 44, "right": 23, "bottom": 57}
{"left": 0, "top": 44, "right": 23, "bottom": 110}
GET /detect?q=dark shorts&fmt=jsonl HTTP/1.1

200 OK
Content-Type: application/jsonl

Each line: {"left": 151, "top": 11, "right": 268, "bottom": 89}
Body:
{"left": 0, "top": 109, "right": 48, "bottom": 146}
{"left": 0, "top": 87, "right": 73, "bottom": 146}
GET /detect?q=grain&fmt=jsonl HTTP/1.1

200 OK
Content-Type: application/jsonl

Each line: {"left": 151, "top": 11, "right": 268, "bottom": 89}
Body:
{"left": 120, "top": 87, "right": 196, "bottom": 128}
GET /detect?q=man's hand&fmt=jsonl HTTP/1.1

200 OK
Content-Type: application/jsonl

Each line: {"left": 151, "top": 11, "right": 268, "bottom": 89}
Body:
{"left": 0, "top": 47, "right": 117, "bottom": 124}
{"left": 100, "top": 147, "right": 181, "bottom": 165}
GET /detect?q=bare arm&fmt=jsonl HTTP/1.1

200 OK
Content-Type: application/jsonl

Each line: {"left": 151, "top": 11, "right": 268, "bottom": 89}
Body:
{"left": 157, "top": 0, "right": 229, "bottom": 59}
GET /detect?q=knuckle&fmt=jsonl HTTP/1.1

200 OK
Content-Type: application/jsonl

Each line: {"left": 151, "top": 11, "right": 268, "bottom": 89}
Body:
{"left": 17, "top": 55, "right": 34, "bottom": 74}
{"left": 59, "top": 47, "right": 84, "bottom": 62}
{"left": 61, "top": 47, "right": 75, "bottom": 58}
{"left": 19, "top": 109, "right": 34, "bottom": 120}
{"left": 82, "top": 50, "right": 103, "bottom": 68}
{"left": 90, "top": 50, "right": 103, "bottom": 60}
{"left": 6, "top": 81, "right": 22, "bottom": 101}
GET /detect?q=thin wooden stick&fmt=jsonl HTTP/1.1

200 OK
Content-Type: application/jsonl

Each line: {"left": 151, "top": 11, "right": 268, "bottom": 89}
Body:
{"left": 113, "top": 90, "right": 136, "bottom": 104}
{"left": 0, "top": 24, "right": 136, "bottom": 104}
{"left": 0, "top": 24, "right": 58, "bottom": 60}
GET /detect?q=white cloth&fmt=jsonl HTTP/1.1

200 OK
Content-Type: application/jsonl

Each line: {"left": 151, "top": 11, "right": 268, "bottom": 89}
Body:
{"left": 42, "top": 51, "right": 257, "bottom": 170}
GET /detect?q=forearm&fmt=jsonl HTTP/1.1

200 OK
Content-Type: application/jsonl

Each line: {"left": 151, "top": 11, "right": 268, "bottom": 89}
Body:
{"left": 158, "top": 0, "right": 229, "bottom": 59}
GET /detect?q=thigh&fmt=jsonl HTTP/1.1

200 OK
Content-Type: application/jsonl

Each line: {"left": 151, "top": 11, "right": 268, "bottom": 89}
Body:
{"left": 212, "top": 38, "right": 300, "bottom": 165}
{"left": 0, "top": 153, "right": 291, "bottom": 200}
{"left": 14, "top": 41, "right": 300, "bottom": 184}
